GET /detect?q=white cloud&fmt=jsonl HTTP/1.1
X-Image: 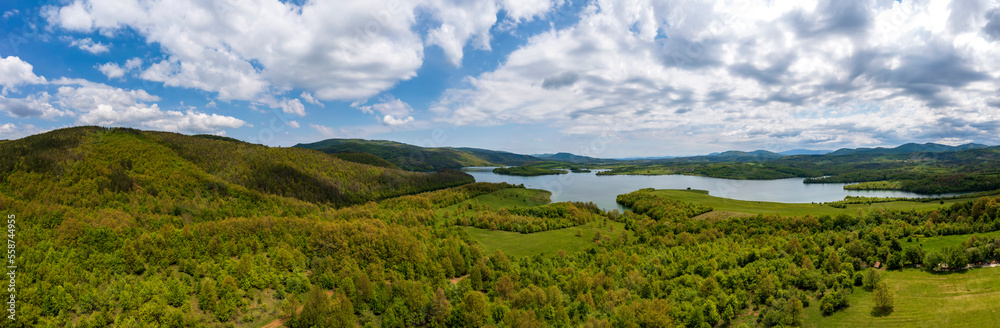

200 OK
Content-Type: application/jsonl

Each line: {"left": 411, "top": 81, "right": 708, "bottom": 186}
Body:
{"left": 141, "top": 56, "right": 266, "bottom": 101}
{"left": 430, "top": 0, "right": 1000, "bottom": 152}
{"left": 3, "top": 10, "right": 19, "bottom": 19}
{"left": 256, "top": 97, "right": 306, "bottom": 117}
{"left": 97, "top": 57, "right": 142, "bottom": 80}
{"left": 287, "top": 120, "right": 300, "bottom": 128}
{"left": 96, "top": 62, "right": 125, "bottom": 79}
{"left": 44, "top": 78, "right": 246, "bottom": 134}
{"left": 502, "top": 0, "right": 560, "bottom": 22}
{"left": 300, "top": 92, "right": 323, "bottom": 107}
{"left": 124, "top": 57, "right": 142, "bottom": 70}
{"left": 65, "top": 37, "right": 110, "bottom": 54}
{"left": 0, "top": 123, "right": 45, "bottom": 140}
{"left": 0, "top": 93, "right": 73, "bottom": 119}
{"left": 382, "top": 114, "right": 415, "bottom": 127}
{"left": 353, "top": 96, "right": 413, "bottom": 117}
{"left": 141, "top": 109, "right": 246, "bottom": 134}
{"left": 43, "top": 0, "right": 558, "bottom": 101}
{"left": 0, "top": 55, "right": 46, "bottom": 93}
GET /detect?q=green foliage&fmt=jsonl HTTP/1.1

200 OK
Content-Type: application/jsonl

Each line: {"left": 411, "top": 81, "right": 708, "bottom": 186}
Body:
{"left": 844, "top": 180, "right": 905, "bottom": 191}
{"left": 862, "top": 269, "right": 882, "bottom": 292}
{"left": 871, "top": 281, "right": 894, "bottom": 316}
{"left": 295, "top": 138, "right": 543, "bottom": 171}
{"left": 820, "top": 289, "right": 850, "bottom": 316}
{"left": 452, "top": 201, "right": 601, "bottom": 233}
{"left": 601, "top": 146, "right": 1000, "bottom": 194}
{"left": 492, "top": 165, "right": 568, "bottom": 176}
{"left": 616, "top": 188, "right": 713, "bottom": 221}
{"left": 328, "top": 151, "right": 402, "bottom": 169}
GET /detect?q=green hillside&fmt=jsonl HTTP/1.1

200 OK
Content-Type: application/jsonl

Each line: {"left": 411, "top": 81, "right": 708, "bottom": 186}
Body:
{"left": 326, "top": 151, "right": 401, "bottom": 169}
{"left": 0, "top": 127, "right": 472, "bottom": 210}
{"left": 295, "top": 138, "right": 543, "bottom": 171}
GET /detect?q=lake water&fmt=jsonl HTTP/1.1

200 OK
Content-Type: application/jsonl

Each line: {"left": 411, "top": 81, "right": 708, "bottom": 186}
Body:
{"left": 462, "top": 167, "right": 963, "bottom": 210}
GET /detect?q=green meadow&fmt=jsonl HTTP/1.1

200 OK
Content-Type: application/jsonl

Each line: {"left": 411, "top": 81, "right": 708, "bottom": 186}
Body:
{"left": 458, "top": 220, "right": 630, "bottom": 258}
{"left": 903, "top": 230, "right": 1000, "bottom": 254}
{"left": 803, "top": 267, "right": 1000, "bottom": 327}
{"left": 443, "top": 187, "right": 631, "bottom": 258}
{"left": 435, "top": 187, "right": 552, "bottom": 219}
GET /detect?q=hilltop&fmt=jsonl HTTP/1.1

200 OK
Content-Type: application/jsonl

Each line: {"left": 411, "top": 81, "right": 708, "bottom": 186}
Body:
{"left": 295, "top": 138, "right": 543, "bottom": 171}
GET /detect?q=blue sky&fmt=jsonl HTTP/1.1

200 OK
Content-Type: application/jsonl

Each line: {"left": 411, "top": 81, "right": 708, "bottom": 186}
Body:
{"left": 1, "top": 0, "right": 999, "bottom": 157}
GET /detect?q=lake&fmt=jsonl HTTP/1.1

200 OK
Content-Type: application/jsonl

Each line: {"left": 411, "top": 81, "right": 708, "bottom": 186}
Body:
{"left": 461, "top": 167, "right": 964, "bottom": 210}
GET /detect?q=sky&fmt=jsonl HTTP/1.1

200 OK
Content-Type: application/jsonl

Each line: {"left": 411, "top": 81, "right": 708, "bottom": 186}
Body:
{"left": 1, "top": 0, "right": 999, "bottom": 157}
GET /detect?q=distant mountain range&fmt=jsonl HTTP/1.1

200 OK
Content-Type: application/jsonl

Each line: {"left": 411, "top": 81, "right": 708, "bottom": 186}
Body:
{"left": 296, "top": 138, "right": 996, "bottom": 171}
{"left": 778, "top": 149, "right": 832, "bottom": 155}
{"left": 532, "top": 152, "right": 612, "bottom": 164}
{"left": 827, "top": 142, "right": 991, "bottom": 156}
{"left": 665, "top": 150, "right": 786, "bottom": 163}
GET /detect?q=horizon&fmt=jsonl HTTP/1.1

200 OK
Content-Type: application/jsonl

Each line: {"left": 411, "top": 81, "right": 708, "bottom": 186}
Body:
{"left": 10, "top": 125, "right": 995, "bottom": 160}
{"left": 3, "top": 1, "right": 1000, "bottom": 157}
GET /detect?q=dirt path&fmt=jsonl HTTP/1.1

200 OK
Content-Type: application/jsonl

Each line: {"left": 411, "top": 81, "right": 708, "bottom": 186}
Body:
{"left": 449, "top": 275, "right": 469, "bottom": 284}
{"left": 260, "top": 290, "right": 334, "bottom": 328}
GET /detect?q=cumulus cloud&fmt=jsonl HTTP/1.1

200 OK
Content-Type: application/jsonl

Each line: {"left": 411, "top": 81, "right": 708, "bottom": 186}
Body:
{"left": 64, "top": 37, "right": 110, "bottom": 54}
{"left": 353, "top": 96, "right": 413, "bottom": 117}
{"left": 124, "top": 57, "right": 142, "bottom": 70}
{"left": 97, "top": 57, "right": 143, "bottom": 80}
{"left": 0, "top": 55, "right": 46, "bottom": 93}
{"left": 44, "top": 0, "right": 557, "bottom": 101}
{"left": 300, "top": 92, "right": 323, "bottom": 107}
{"left": 256, "top": 97, "right": 306, "bottom": 117}
{"left": 0, "top": 93, "right": 72, "bottom": 119}
{"left": 0, "top": 123, "right": 45, "bottom": 140}
{"left": 430, "top": 0, "right": 1000, "bottom": 153}
{"left": 40, "top": 78, "right": 246, "bottom": 134}
{"left": 382, "top": 114, "right": 415, "bottom": 126}
{"left": 96, "top": 62, "right": 125, "bottom": 79}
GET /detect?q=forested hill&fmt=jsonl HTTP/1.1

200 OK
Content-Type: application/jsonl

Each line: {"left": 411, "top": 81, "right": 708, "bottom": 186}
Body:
{"left": 532, "top": 152, "right": 613, "bottom": 164}
{"left": 0, "top": 126, "right": 473, "bottom": 209}
{"left": 662, "top": 150, "right": 786, "bottom": 163}
{"left": 294, "top": 138, "right": 544, "bottom": 171}
{"left": 828, "top": 142, "right": 991, "bottom": 155}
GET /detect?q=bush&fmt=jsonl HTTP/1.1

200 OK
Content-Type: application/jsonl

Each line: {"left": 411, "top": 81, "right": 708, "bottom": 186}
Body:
{"left": 819, "top": 290, "right": 849, "bottom": 316}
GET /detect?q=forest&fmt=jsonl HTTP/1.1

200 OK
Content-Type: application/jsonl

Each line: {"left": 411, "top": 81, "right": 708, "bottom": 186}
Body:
{"left": 491, "top": 166, "right": 568, "bottom": 177}
{"left": 3, "top": 127, "right": 1000, "bottom": 327}
{"left": 294, "top": 139, "right": 541, "bottom": 171}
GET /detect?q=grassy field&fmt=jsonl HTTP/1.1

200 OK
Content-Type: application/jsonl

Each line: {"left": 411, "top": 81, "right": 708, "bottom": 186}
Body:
{"left": 459, "top": 220, "right": 629, "bottom": 258}
{"left": 803, "top": 267, "right": 1000, "bottom": 327}
{"left": 649, "top": 189, "right": 975, "bottom": 218}
{"left": 903, "top": 230, "right": 1000, "bottom": 253}
{"left": 436, "top": 188, "right": 552, "bottom": 216}
{"left": 443, "top": 187, "right": 630, "bottom": 258}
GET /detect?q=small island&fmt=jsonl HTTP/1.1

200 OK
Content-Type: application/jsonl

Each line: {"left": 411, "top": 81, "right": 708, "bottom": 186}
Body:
{"left": 492, "top": 166, "right": 569, "bottom": 176}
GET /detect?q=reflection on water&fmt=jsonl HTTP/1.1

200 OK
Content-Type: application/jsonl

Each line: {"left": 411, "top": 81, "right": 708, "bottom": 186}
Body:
{"left": 461, "top": 167, "right": 963, "bottom": 210}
